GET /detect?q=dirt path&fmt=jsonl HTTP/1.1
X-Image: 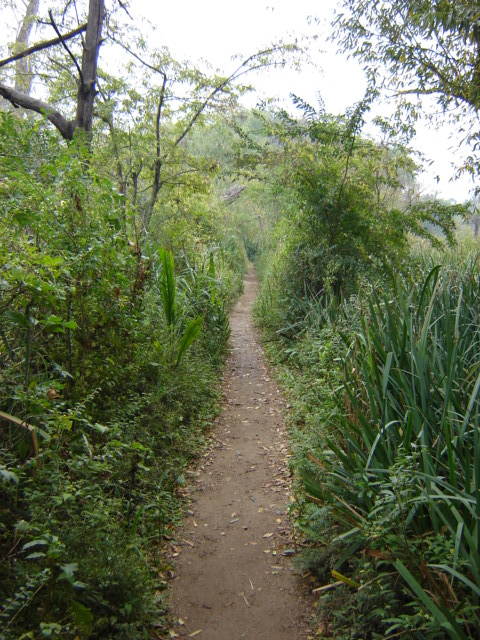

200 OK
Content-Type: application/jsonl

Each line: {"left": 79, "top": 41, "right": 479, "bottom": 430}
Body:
{"left": 169, "top": 268, "right": 312, "bottom": 639}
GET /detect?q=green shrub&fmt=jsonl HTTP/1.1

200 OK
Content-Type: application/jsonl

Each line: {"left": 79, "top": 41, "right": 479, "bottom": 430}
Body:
{"left": 0, "top": 114, "right": 242, "bottom": 638}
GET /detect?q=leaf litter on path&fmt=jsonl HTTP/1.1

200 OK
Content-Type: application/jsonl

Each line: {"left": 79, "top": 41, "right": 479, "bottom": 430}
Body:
{"left": 168, "top": 268, "right": 312, "bottom": 638}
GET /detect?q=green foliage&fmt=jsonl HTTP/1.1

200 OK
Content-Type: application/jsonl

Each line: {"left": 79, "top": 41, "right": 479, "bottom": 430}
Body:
{"left": 0, "top": 112, "right": 242, "bottom": 638}
{"left": 254, "top": 98, "right": 463, "bottom": 343}
{"left": 335, "top": 0, "right": 480, "bottom": 113}
{"left": 156, "top": 247, "right": 204, "bottom": 367}
{"left": 159, "top": 248, "right": 177, "bottom": 326}
{"left": 176, "top": 316, "right": 203, "bottom": 366}
{"left": 318, "top": 258, "right": 480, "bottom": 632}
{"left": 333, "top": 0, "right": 480, "bottom": 178}
{"left": 253, "top": 102, "right": 478, "bottom": 633}
{"left": 267, "top": 252, "right": 480, "bottom": 638}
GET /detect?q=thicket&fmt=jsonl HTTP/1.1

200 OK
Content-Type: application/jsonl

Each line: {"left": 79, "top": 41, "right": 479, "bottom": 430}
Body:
{"left": 254, "top": 103, "right": 479, "bottom": 638}
{"left": 0, "top": 112, "right": 245, "bottom": 639}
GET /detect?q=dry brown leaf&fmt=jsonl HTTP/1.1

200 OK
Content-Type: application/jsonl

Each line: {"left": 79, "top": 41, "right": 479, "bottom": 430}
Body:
{"left": 182, "top": 539, "right": 195, "bottom": 548}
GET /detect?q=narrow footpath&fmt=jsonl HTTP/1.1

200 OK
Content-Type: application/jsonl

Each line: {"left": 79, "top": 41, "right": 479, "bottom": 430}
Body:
{"left": 169, "top": 268, "right": 312, "bottom": 639}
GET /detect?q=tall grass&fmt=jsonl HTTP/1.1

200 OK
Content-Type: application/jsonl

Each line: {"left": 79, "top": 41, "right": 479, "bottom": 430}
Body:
{"left": 305, "top": 254, "right": 480, "bottom": 636}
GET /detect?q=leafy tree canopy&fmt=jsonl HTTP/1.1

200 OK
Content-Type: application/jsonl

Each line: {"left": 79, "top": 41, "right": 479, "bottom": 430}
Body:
{"left": 334, "top": 0, "right": 480, "bottom": 111}
{"left": 333, "top": 0, "right": 480, "bottom": 182}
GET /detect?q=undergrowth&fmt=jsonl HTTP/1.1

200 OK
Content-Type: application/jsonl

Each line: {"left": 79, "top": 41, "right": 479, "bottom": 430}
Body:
{"left": 255, "top": 245, "right": 480, "bottom": 639}
{"left": 0, "top": 115, "right": 245, "bottom": 639}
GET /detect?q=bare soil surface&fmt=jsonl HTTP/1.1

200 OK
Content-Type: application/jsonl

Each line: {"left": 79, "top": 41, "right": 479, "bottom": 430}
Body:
{"left": 169, "top": 268, "right": 312, "bottom": 639}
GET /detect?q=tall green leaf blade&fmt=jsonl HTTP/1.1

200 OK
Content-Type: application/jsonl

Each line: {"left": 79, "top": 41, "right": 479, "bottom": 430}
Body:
{"left": 394, "top": 560, "right": 468, "bottom": 640}
{"left": 159, "top": 247, "right": 176, "bottom": 326}
{"left": 176, "top": 316, "right": 203, "bottom": 366}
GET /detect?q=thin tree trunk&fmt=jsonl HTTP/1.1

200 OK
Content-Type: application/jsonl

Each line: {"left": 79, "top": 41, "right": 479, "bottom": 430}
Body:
{"left": 0, "top": 0, "right": 106, "bottom": 140}
{"left": 15, "top": 0, "right": 40, "bottom": 95}
{"left": 75, "top": 0, "right": 105, "bottom": 134}
{"left": 144, "top": 73, "right": 168, "bottom": 231}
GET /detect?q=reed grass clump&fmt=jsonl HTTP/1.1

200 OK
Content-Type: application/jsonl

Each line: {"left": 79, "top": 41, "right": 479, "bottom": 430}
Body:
{"left": 305, "top": 254, "right": 480, "bottom": 637}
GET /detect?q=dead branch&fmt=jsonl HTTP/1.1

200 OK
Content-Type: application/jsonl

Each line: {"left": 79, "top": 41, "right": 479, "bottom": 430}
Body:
{"left": 0, "top": 82, "right": 75, "bottom": 139}
{"left": 48, "top": 9, "right": 84, "bottom": 84}
{"left": 0, "top": 23, "right": 87, "bottom": 70}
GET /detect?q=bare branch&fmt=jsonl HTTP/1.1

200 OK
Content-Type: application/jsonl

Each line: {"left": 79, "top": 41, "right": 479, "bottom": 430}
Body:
{"left": 171, "top": 46, "right": 289, "bottom": 151}
{"left": 0, "top": 0, "right": 105, "bottom": 141}
{"left": 117, "top": 0, "right": 133, "bottom": 20}
{"left": 222, "top": 183, "right": 246, "bottom": 203}
{"left": 0, "top": 23, "right": 88, "bottom": 69}
{"left": 0, "top": 82, "right": 74, "bottom": 139}
{"left": 108, "top": 34, "right": 165, "bottom": 75}
{"left": 48, "top": 9, "right": 84, "bottom": 84}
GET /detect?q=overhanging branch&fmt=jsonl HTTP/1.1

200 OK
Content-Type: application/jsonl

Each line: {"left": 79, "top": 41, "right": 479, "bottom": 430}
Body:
{"left": 0, "top": 23, "right": 87, "bottom": 69}
{"left": 48, "top": 10, "right": 84, "bottom": 84}
{"left": 0, "top": 82, "right": 74, "bottom": 139}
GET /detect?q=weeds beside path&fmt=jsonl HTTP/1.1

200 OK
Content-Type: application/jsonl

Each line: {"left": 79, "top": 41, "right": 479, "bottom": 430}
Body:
{"left": 168, "top": 267, "right": 312, "bottom": 639}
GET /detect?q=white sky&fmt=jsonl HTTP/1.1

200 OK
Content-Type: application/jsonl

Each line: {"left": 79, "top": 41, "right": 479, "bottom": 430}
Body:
{"left": 130, "top": 0, "right": 475, "bottom": 202}
{"left": 131, "top": 0, "right": 363, "bottom": 113}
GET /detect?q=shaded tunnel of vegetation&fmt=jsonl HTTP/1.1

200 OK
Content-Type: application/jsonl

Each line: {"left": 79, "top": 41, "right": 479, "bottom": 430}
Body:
{"left": 2, "top": 0, "right": 480, "bottom": 638}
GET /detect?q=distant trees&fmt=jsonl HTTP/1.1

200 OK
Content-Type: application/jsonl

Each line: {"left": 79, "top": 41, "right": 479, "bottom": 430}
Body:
{"left": 100, "top": 44, "right": 298, "bottom": 232}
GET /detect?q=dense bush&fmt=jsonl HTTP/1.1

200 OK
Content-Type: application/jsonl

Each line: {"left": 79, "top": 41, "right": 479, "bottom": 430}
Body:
{"left": 311, "top": 256, "right": 480, "bottom": 638}
{"left": 0, "top": 114, "right": 244, "bottom": 639}
{"left": 254, "top": 103, "right": 465, "bottom": 355}
{"left": 253, "top": 100, "right": 478, "bottom": 636}
{"left": 257, "top": 248, "right": 480, "bottom": 638}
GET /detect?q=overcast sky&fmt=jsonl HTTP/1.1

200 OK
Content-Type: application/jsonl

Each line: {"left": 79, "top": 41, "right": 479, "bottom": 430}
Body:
{"left": 131, "top": 0, "right": 364, "bottom": 112}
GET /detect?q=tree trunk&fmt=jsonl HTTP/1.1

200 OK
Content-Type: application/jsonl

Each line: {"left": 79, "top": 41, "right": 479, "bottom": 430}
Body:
{"left": 75, "top": 0, "right": 105, "bottom": 134}
{"left": 0, "top": 0, "right": 105, "bottom": 140}
{"left": 15, "top": 0, "right": 40, "bottom": 95}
